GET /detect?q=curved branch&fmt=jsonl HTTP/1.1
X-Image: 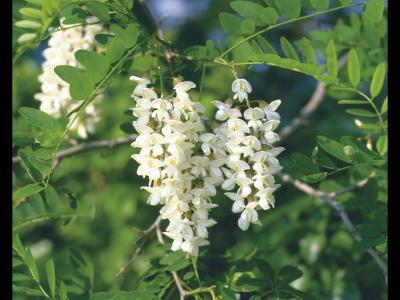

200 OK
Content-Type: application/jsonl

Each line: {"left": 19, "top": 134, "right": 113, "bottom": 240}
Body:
{"left": 278, "top": 171, "right": 387, "bottom": 286}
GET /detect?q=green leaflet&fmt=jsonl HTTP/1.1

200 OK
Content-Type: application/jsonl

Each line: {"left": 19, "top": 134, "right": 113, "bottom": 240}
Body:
{"left": 231, "top": 1, "right": 265, "bottom": 26}
{"left": 348, "top": 48, "right": 360, "bottom": 87}
{"left": 219, "top": 12, "right": 242, "bottom": 36}
{"left": 364, "top": 0, "right": 384, "bottom": 23}
{"left": 370, "top": 62, "right": 386, "bottom": 98}
{"left": 326, "top": 39, "right": 338, "bottom": 78}
{"left": 275, "top": 0, "right": 301, "bottom": 19}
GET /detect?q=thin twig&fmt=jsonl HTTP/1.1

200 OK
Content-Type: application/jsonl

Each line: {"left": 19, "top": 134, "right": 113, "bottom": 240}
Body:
{"left": 12, "top": 134, "right": 137, "bottom": 164}
{"left": 278, "top": 171, "right": 388, "bottom": 286}
{"left": 116, "top": 215, "right": 162, "bottom": 277}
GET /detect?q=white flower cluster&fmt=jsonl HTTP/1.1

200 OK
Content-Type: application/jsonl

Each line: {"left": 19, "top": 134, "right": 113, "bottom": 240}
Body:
{"left": 213, "top": 79, "right": 284, "bottom": 231}
{"left": 34, "top": 19, "right": 104, "bottom": 138}
{"left": 130, "top": 76, "right": 223, "bottom": 256}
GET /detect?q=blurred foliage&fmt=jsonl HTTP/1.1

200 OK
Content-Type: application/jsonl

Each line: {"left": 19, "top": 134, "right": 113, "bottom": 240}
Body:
{"left": 12, "top": 0, "right": 387, "bottom": 299}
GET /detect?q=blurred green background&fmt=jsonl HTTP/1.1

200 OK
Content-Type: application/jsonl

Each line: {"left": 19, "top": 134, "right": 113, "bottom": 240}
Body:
{"left": 12, "top": 0, "right": 386, "bottom": 299}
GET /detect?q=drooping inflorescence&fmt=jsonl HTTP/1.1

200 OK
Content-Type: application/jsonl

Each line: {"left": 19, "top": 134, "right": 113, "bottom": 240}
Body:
{"left": 213, "top": 78, "right": 284, "bottom": 231}
{"left": 130, "top": 77, "right": 223, "bottom": 256}
{"left": 34, "top": 18, "right": 104, "bottom": 138}
{"left": 130, "top": 76, "right": 284, "bottom": 255}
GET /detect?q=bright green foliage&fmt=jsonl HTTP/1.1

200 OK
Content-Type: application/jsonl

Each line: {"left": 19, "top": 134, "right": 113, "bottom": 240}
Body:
{"left": 12, "top": 0, "right": 388, "bottom": 299}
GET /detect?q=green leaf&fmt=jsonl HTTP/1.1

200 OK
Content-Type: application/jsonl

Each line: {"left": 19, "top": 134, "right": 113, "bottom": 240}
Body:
{"left": 260, "top": 7, "right": 278, "bottom": 25}
{"left": 317, "top": 136, "right": 351, "bottom": 163}
{"left": 19, "top": 7, "right": 42, "bottom": 19}
{"left": 290, "top": 153, "right": 320, "bottom": 174}
{"left": 219, "top": 12, "right": 242, "bottom": 36}
{"left": 25, "top": 0, "right": 43, "bottom": 6}
{"left": 326, "top": 39, "right": 338, "bottom": 78}
{"left": 13, "top": 184, "right": 44, "bottom": 203}
{"left": 70, "top": 72, "right": 95, "bottom": 100}
{"left": 92, "top": 290, "right": 153, "bottom": 300}
{"left": 232, "top": 275, "right": 265, "bottom": 292}
{"left": 29, "top": 194, "right": 46, "bottom": 215}
{"left": 254, "top": 259, "right": 275, "bottom": 286}
{"left": 256, "top": 36, "right": 277, "bottom": 55}
{"left": 376, "top": 135, "right": 387, "bottom": 155}
{"left": 364, "top": 0, "right": 384, "bottom": 23}
{"left": 277, "top": 265, "right": 303, "bottom": 286}
{"left": 45, "top": 185, "right": 60, "bottom": 213}
{"left": 40, "top": 128, "right": 63, "bottom": 147}
{"left": 15, "top": 20, "right": 41, "bottom": 29}
{"left": 166, "top": 259, "right": 191, "bottom": 272}
{"left": 380, "top": 97, "right": 388, "bottom": 114}
{"left": 338, "top": 99, "right": 367, "bottom": 105}
{"left": 59, "top": 281, "right": 69, "bottom": 300}
{"left": 280, "top": 37, "right": 300, "bottom": 61}
{"left": 370, "top": 62, "right": 386, "bottom": 98}
{"left": 18, "top": 148, "right": 51, "bottom": 182}
{"left": 18, "top": 33, "right": 37, "bottom": 44}
{"left": 86, "top": 2, "right": 110, "bottom": 20}
{"left": 220, "top": 287, "right": 237, "bottom": 300}
{"left": 275, "top": 0, "right": 301, "bottom": 19}
{"left": 159, "top": 251, "right": 186, "bottom": 265}
{"left": 46, "top": 259, "right": 56, "bottom": 298}
{"left": 241, "top": 19, "right": 255, "bottom": 34}
{"left": 301, "top": 172, "right": 328, "bottom": 183}
{"left": 231, "top": 1, "right": 264, "bottom": 25}
{"left": 13, "top": 285, "right": 43, "bottom": 296}
{"left": 310, "top": 0, "right": 329, "bottom": 10}
{"left": 13, "top": 273, "right": 33, "bottom": 282}
{"left": 345, "top": 109, "right": 376, "bottom": 118}
{"left": 54, "top": 65, "right": 83, "bottom": 84}
{"left": 105, "top": 37, "right": 128, "bottom": 63}
{"left": 75, "top": 50, "right": 110, "bottom": 82}
{"left": 296, "top": 37, "right": 317, "bottom": 65}
{"left": 348, "top": 48, "right": 360, "bottom": 87}
{"left": 19, "top": 107, "right": 57, "bottom": 129}
{"left": 110, "top": 24, "right": 139, "bottom": 47}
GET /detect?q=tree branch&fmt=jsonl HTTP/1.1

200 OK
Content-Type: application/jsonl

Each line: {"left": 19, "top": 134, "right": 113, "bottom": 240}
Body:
{"left": 278, "top": 171, "right": 387, "bottom": 286}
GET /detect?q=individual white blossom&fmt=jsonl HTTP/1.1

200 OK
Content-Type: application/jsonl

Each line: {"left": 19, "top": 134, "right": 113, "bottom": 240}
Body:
{"left": 213, "top": 78, "right": 284, "bottom": 231}
{"left": 232, "top": 78, "right": 252, "bottom": 103}
{"left": 131, "top": 77, "right": 222, "bottom": 256}
{"left": 34, "top": 18, "right": 104, "bottom": 138}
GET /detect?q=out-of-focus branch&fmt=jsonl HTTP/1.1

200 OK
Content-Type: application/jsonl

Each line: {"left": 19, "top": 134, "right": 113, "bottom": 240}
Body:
{"left": 12, "top": 134, "right": 137, "bottom": 165}
{"left": 278, "top": 171, "right": 387, "bottom": 286}
{"left": 279, "top": 54, "right": 348, "bottom": 141}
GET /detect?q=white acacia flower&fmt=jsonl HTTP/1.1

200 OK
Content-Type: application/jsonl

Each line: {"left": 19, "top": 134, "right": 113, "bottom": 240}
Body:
{"left": 212, "top": 101, "right": 242, "bottom": 121}
{"left": 213, "top": 78, "right": 284, "bottom": 231}
{"left": 34, "top": 19, "right": 105, "bottom": 138}
{"left": 232, "top": 78, "right": 252, "bottom": 103}
{"left": 131, "top": 78, "right": 220, "bottom": 255}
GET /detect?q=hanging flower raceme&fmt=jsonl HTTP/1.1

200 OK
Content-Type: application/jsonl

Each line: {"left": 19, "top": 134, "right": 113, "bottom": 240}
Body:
{"left": 34, "top": 18, "right": 105, "bottom": 138}
{"left": 130, "top": 76, "right": 223, "bottom": 256}
{"left": 213, "top": 78, "right": 285, "bottom": 231}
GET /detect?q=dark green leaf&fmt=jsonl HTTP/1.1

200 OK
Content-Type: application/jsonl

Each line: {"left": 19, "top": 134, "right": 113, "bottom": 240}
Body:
{"left": 87, "top": 2, "right": 110, "bottom": 20}
{"left": 70, "top": 72, "right": 95, "bottom": 100}
{"left": 54, "top": 65, "right": 83, "bottom": 84}
{"left": 256, "top": 36, "right": 277, "bottom": 54}
{"left": 301, "top": 172, "right": 328, "bottom": 183}
{"left": 317, "top": 136, "right": 351, "bottom": 163}
{"left": 13, "top": 184, "right": 44, "bottom": 203}
{"left": 13, "top": 285, "right": 43, "bottom": 296}
{"left": 277, "top": 265, "right": 302, "bottom": 286}
{"left": 45, "top": 185, "right": 61, "bottom": 213}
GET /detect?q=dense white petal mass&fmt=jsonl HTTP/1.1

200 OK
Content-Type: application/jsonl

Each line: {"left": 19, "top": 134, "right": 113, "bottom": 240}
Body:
{"left": 214, "top": 78, "right": 284, "bottom": 231}
{"left": 34, "top": 18, "right": 105, "bottom": 138}
{"left": 130, "top": 78, "right": 221, "bottom": 255}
